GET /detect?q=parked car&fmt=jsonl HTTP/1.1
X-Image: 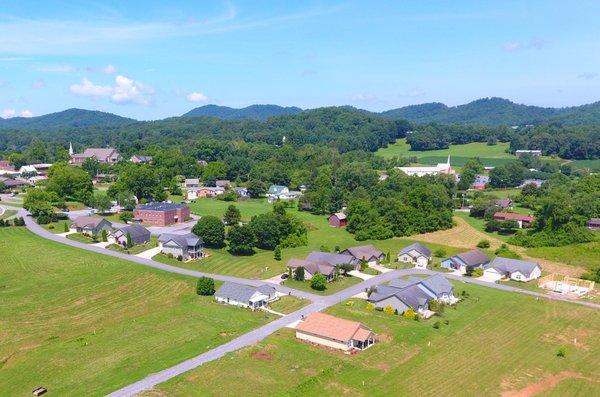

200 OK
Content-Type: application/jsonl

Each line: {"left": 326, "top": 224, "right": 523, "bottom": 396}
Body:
{"left": 32, "top": 387, "right": 47, "bottom": 396}
{"left": 281, "top": 273, "right": 289, "bottom": 280}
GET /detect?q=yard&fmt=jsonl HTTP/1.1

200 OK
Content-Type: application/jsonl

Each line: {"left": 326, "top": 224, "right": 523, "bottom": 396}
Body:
{"left": 525, "top": 242, "right": 600, "bottom": 271}
{"left": 0, "top": 227, "right": 273, "bottom": 396}
{"left": 0, "top": 208, "right": 16, "bottom": 220}
{"left": 107, "top": 236, "right": 159, "bottom": 255}
{"left": 268, "top": 296, "right": 309, "bottom": 314}
{"left": 282, "top": 275, "right": 362, "bottom": 295}
{"left": 42, "top": 219, "right": 71, "bottom": 233}
{"left": 66, "top": 232, "right": 97, "bottom": 243}
{"left": 145, "top": 281, "right": 600, "bottom": 396}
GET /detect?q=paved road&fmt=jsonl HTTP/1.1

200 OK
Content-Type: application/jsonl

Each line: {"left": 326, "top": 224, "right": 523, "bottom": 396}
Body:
{"left": 7, "top": 205, "right": 600, "bottom": 396}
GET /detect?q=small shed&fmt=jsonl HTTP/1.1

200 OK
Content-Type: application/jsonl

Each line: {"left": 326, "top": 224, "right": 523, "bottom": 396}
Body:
{"left": 328, "top": 212, "right": 347, "bottom": 228}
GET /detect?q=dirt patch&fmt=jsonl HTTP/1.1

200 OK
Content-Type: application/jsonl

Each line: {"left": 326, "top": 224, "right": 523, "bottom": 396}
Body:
{"left": 325, "top": 381, "right": 359, "bottom": 395}
{"left": 377, "top": 333, "right": 393, "bottom": 343}
{"left": 302, "top": 367, "right": 318, "bottom": 376}
{"left": 251, "top": 350, "right": 273, "bottom": 361}
{"left": 543, "top": 328, "right": 597, "bottom": 351}
{"left": 502, "top": 371, "right": 595, "bottom": 397}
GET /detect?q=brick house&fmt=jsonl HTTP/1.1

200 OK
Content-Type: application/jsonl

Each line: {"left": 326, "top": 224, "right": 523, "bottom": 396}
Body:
{"left": 133, "top": 202, "right": 190, "bottom": 226}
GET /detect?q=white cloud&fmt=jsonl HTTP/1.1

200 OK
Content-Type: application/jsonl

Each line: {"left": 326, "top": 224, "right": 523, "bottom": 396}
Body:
{"left": 1, "top": 108, "right": 16, "bottom": 118}
{"left": 111, "top": 75, "right": 154, "bottom": 105}
{"left": 186, "top": 91, "right": 209, "bottom": 103}
{"left": 350, "top": 93, "right": 377, "bottom": 103}
{"left": 103, "top": 64, "right": 117, "bottom": 74}
{"left": 20, "top": 110, "right": 33, "bottom": 117}
{"left": 577, "top": 72, "right": 597, "bottom": 80}
{"left": 70, "top": 75, "right": 154, "bottom": 105}
{"left": 70, "top": 78, "right": 113, "bottom": 97}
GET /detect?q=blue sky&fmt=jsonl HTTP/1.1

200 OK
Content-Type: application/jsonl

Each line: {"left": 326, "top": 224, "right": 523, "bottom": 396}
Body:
{"left": 1, "top": 0, "right": 599, "bottom": 120}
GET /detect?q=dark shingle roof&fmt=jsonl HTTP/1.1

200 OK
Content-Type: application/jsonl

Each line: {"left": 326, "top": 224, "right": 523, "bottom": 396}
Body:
{"left": 398, "top": 242, "right": 431, "bottom": 258}
{"left": 419, "top": 274, "right": 453, "bottom": 295}
{"left": 306, "top": 251, "right": 358, "bottom": 266}
{"left": 485, "top": 257, "right": 540, "bottom": 277}
{"left": 158, "top": 232, "right": 202, "bottom": 247}
{"left": 342, "top": 245, "right": 383, "bottom": 261}
{"left": 455, "top": 249, "right": 490, "bottom": 267}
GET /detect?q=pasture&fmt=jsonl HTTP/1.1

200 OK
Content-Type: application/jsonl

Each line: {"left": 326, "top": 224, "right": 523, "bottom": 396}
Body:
{"left": 0, "top": 227, "right": 272, "bottom": 396}
{"left": 145, "top": 281, "right": 600, "bottom": 396}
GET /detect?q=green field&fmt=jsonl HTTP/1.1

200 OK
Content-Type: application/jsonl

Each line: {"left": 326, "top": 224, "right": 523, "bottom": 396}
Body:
{"left": 146, "top": 281, "right": 600, "bottom": 396}
{"left": 166, "top": 198, "right": 464, "bottom": 279}
{"left": 42, "top": 220, "right": 71, "bottom": 233}
{"left": 454, "top": 211, "right": 512, "bottom": 242}
{"left": 376, "top": 139, "right": 515, "bottom": 167}
{"left": 268, "top": 296, "right": 309, "bottom": 314}
{"left": 66, "top": 232, "right": 96, "bottom": 243}
{"left": 569, "top": 159, "right": 600, "bottom": 171}
{"left": 526, "top": 242, "right": 600, "bottom": 271}
{"left": 0, "top": 227, "right": 273, "bottom": 396}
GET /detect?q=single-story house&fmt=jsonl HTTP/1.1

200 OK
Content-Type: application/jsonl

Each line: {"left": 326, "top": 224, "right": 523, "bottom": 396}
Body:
{"left": 130, "top": 155, "right": 153, "bottom": 164}
{"left": 472, "top": 175, "right": 490, "bottom": 190}
{"left": 441, "top": 249, "right": 490, "bottom": 274}
{"left": 493, "top": 212, "right": 534, "bottom": 228}
{"left": 215, "top": 282, "right": 277, "bottom": 310}
{"left": 328, "top": 212, "right": 347, "bottom": 228}
{"left": 295, "top": 312, "right": 375, "bottom": 352}
{"left": 340, "top": 244, "right": 385, "bottom": 266}
{"left": 587, "top": 218, "right": 600, "bottom": 231}
{"left": 483, "top": 257, "right": 542, "bottom": 282}
{"left": 369, "top": 274, "right": 457, "bottom": 316}
{"left": 158, "top": 232, "right": 204, "bottom": 260}
{"left": 287, "top": 258, "right": 337, "bottom": 281}
{"left": 494, "top": 198, "right": 513, "bottom": 209}
{"left": 27, "top": 175, "right": 48, "bottom": 185}
{"left": 397, "top": 243, "right": 432, "bottom": 269}
{"left": 70, "top": 216, "right": 113, "bottom": 235}
{"left": 306, "top": 251, "right": 360, "bottom": 270}
{"left": 109, "top": 224, "right": 151, "bottom": 246}
{"left": 184, "top": 178, "right": 200, "bottom": 188}
{"left": 515, "top": 149, "right": 542, "bottom": 157}
{"left": 18, "top": 165, "right": 39, "bottom": 175}
{"left": 186, "top": 186, "right": 225, "bottom": 199}
{"left": 234, "top": 187, "right": 249, "bottom": 197}
{"left": 0, "top": 177, "right": 28, "bottom": 190}
{"left": 266, "top": 185, "right": 302, "bottom": 202}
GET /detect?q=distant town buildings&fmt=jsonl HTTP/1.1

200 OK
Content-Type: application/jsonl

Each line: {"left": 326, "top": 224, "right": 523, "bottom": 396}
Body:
{"left": 515, "top": 150, "right": 542, "bottom": 157}
{"left": 70, "top": 147, "right": 122, "bottom": 165}
{"left": 397, "top": 156, "right": 455, "bottom": 177}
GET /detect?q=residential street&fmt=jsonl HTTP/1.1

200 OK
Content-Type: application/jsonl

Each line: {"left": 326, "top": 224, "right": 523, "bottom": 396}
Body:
{"left": 7, "top": 205, "right": 599, "bottom": 397}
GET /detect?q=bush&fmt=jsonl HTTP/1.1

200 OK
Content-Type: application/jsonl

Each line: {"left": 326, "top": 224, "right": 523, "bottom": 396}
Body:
{"left": 556, "top": 347, "right": 566, "bottom": 358}
{"left": 433, "top": 321, "right": 441, "bottom": 329}
{"left": 119, "top": 211, "right": 134, "bottom": 223}
{"left": 63, "top": 222, "right": 69, "bottom": 232}
{"left": 494, "top": 243, "right": 521, "bottom": 259}
{"left": 403, "top": 308, "right": 417, "bottom": 320}
{"left": 477, "top": 239, "right": 490, "bottom": 248}
{"left": 196, "top": 277, "right": 216, "bottom": 296}
{"left": 366, "top": 303, "right": 375, "bottom": 311}
{"left": 433, "top": 248, "right": 447, "bottom": 257}
{"left": 468, "top": 268, "right": 483, "bottom": 277}
{"left": 177, "top": 255, "right": 183, "bottom": 261}
{"left": 101, "top": 229, "right": 108, "bottom": 242}
{"left": 383, "top": 305, "right": 395, "bottom": 315}
{"left": 294, "top": 266, "right": 305, "bottom": 281}
{"left": 310, "top": 273, "right": 327, "bottom": 291}
{"left": 48, "top": 224, "right": 55, "bottom": 229}
{"left": 319, "top": 245, "right": 330, "bottom": 252}
{"left": 273, "top": 245, "right": 282, "bottom": 261}
{"left": 167, "top": 253, "right": 174, "bottom": 259}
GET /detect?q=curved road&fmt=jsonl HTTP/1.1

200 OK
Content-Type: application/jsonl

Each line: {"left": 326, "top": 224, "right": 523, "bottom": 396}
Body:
{"left": 6, "top": 206, "right": 599, "bottom": 396}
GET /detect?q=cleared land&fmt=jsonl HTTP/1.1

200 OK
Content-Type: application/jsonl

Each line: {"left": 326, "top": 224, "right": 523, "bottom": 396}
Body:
{"left": 0, "top": 227, "right": 272, "bottom": 396}
{"left": 526, "top": 242, "right": 600, "bottom": 271}
{"left": 376, "top": 139, "right": 515, "bottom": 167}
{"left": 145, "top": 281, "right": 600, "bottom": 396}
{"left": 166, "top": 198, "right": 463, "bottom": 279}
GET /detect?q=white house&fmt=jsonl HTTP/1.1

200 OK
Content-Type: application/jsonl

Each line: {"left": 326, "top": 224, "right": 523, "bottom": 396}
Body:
{"left": 483, "top": 257, "right": 542, "bottom": 282}
{"left": 214, "top": 282, "right": 278, "bottom": 310}
{"left": 397, "top": 243, "right": 432, "bottom": 268}
{"left": 266, "top": 185, "right": 302, "bottom": 202}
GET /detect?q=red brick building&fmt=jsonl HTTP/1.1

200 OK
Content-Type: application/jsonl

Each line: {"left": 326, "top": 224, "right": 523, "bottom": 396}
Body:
{"left": 133, "top": 202, "right": 190, "bottom": 226}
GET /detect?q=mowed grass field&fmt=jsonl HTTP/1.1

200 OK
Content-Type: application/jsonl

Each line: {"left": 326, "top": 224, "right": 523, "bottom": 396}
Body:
{"left": 144, "top": 282, "right": 600, "bottom": 397}
{"left": 526, "top": 241, "right": 600, "bottom": 271}
{"left": 171, "top": 198, "right": 464, "bottom": 280}
{"left": 0, "top": 227, "right": 273, "bottom": 396}
{"left": 376, "top": 139, "right": 515, "bottom": 167}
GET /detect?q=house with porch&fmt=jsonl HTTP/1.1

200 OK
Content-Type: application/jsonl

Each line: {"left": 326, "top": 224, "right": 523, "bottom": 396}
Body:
{"left": 306, "top": 251, "right": 360, "bottom": 270}
{"left": 493, "top": 212, "right": 534, "bottom": 228}
{"left": 287, "top": 258, "right": 337, "bottom": 281}
{"left": 340, "top": 244, "right": 385, "bottom": 266}
{"left": 215, "top": 282, "right": 277, "bottom": 310}
{"left": 266, "top": 185, "right": 302, "bottom": 202}
{"left": 158, "top": 233, "right": 203, "bottom": 261}
{"left": 397, "top": 243, "right": 432, "bottom": 268}
{"left": 441, "top": 249, "right": 490, "bottom": 274}
{"left": 70, "top": 216, "right": 113, "bottom": 236}
{"left": 483, "top": 257, "right": 542, "bottom": 282}
{"left": 295, "top": 312, "right": 375, "bottom": 352}
{"left": 109, "top": 224, "right": 151, "bottom": 247}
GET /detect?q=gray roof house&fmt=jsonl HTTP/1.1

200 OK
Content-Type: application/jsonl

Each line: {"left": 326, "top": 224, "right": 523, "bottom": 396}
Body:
{"left": 110, "top": 224, "right": 151, "bottom": 246}
{"left": 340, "top": 245, "right": 385, "bottom": 264}
{"left": 494, "top": 198, "right": 513, "bottom": 209}
{"left": 484, "top": 257, "right": 542, "bottom": 281}
{"left": 306, "top": 251, "right": 359, "bottom": 269}
{"left": 368, "top": 274, "right": 457, "bottom": 316}
{"left": 159, "top": 233, "right": 203, "bottom": 260}
{"left": 398, "top": 243, "right": 432, "bottom": 258}
{"left": 184, "top": 178, "right": 200, "bottom": 188}
{"left": 441, "top": 249, "right": 490, "bottom": 273}
{"left": 287, "top": 258, "right": 337, "bottom": 280}
{"left": 267, "top": 185, "right": 289, "bottom": 196}
{"left": 215, "top": 282, "right": 277, "bottom": 310}
{"left": 70, "top": 216, "right": 113, "bottom": 235}
{"left": 397, "top": 243, "right": 432, "bottom": 268}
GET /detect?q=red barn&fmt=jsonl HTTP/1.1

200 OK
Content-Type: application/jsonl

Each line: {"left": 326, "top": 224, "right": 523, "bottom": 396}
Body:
{"left": 328, "top": 212, "right": 347, "bottom": 228}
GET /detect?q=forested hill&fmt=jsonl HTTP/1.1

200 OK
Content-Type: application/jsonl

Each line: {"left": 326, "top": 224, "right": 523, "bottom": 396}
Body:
{"left": 381, "top": 97, "right": 600, "bottom": 126}
{"left": 0, "top": 108, "right": 136, "bottom": 130}
{"left": 182, "top": 104, "right": 303, "bottom": 120}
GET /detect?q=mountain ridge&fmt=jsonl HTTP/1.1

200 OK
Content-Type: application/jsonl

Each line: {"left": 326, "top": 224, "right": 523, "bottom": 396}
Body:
{"left": 182, "top": 104, "right": 303, "bottom": 120}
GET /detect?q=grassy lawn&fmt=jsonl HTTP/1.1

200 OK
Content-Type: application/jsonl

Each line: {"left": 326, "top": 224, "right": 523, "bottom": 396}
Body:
{"left": 107, "top": 236, "right": 159, "bottom": 255}
{"left": 187, "top": 198, "right": 276, "bottom": 221}
{"left": 268, "top": 296, "right": 309, "bottom": 314}
{"left": 0, "top": 227, "right": 273, "bottom": 396}
{"left": 481, "top": 188, "right": 522, "bottom": 198}
{"left": 525, "top": 242, "right": 600, "bottom": 271}
{"left": 66, "top": 232, "right": 96, "bottom": 243}
{"left": 570, "top": 158, "right": 600, "bottom": 171}
{"left": 147, "top": 281, "right": 600, "bottom": 397}
{"left": 42, "top": 220, "right": 71, "bottom": 234}
{"left": 0, "top": 209, "right": 16, "bottom": 220}
{"left": 282, "top": 276, "right": 362, "bottom": 295}
{"left": 455, "top": 211, "right": 513, "bottom": 242}
{"left": 100, "top": 212, "right": 125, "bottom": 223}
{"left": 361, "top": 267, "right": 381, "bottom": 275}
{"left": 376, "top": 139, "right": 515, "bottom": 167}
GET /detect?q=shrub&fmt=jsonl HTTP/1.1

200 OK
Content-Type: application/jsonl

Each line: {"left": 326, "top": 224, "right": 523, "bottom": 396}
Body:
{"left": 167, "top": 253, "right": 174, "bottom": 259}
{"left": 433, "top": 321, "right": 441, "bottom": 329}
{"left": 273, "top": 245, "right": 282, "bottom": 261}
{"left": 319, "top": 245, "right": 330, "bottom": 252}
{"left": 310, "top": 273, "right": 327, "bottom": 291}
{"left": 383, "top": 305, "right": 395, "bottom": 315}
{"left": 477, "top": 239, "right": 490, "bottom": 248}
{"left": 360, "top": 258, "right": 368, "bottom": 271}
{"left": 444, "top": 319, "right": 450, "bottom": 325}
{"left": 196, "top": 277, "right": 216, "bottom": 296}
{"left": 102, "top": 229, "right": 108, "bottom": 242}
{"left": 556, "top": 347, "right": 567, "bottom": 358}
{"left": 177, "top": 255, "right": 183, "bottom": 261}
{"left": 48, "top": 224, "right": 55, "bottom": 229}
{"left": 63, "top": 222, "right": 69, "bottom": 232}
{"left": 119, "top": 211, "right": 133, "bottom": 223}
{"left": 468, "top": 268, "right": 483, "bottom": 277}
{"left": 403, "top": 308, "right": 417, "bottom": 320}
{"left": 366, "top": 303, "right": 375, "bottom": 311}
{"left": 433, "top": 248, "right": 447, "bottom": 258}
{"left": 294, "top": 266, "right": 305, "bottom": 281}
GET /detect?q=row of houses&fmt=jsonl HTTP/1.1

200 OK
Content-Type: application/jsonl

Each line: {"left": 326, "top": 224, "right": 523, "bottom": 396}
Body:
{"left": 68, "top": 146, "right": 154, "bottom": 165}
